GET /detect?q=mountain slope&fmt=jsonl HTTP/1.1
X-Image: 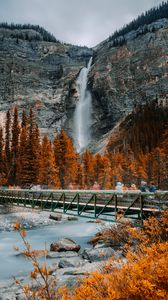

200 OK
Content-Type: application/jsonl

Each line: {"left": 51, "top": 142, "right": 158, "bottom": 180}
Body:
{"left": 90, "top": 18, "right": 168, "bottom": 151}
{"left": 0, "top": 25, "right": 92, "bottom": 137}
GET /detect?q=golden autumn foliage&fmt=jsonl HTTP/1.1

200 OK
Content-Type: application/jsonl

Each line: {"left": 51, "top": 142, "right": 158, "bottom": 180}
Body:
{"left": 68, "top": 242, "right": 168, "bottom": 300}
{"left": 53, "top": 129, "right": 78, "bottom": 188}
{"left": 13, "top": 212, "right": 168, "bottom": 300}
{"left": 64, "top": 211, "right": 168, "bottom": 300}
{"left": 39, "top": 135, "right": 60, "bottom": 188}
{"left": 0, "top": 106, "right": 167, "bottom": 189}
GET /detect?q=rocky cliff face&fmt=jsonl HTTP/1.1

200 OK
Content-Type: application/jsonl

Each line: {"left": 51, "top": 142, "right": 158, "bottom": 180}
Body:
{"left": 0, "top": 28, "right": 93, "bottom": 138}
{"left": 89, "top": 19, "right": 168, "bottom": 150}
{"left": 0, "top": 20, "right": 168, "bottom": 151}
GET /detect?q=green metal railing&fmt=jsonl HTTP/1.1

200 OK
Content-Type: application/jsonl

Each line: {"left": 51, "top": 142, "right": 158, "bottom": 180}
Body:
{"left": 0, "top": 189, "right": 167, "bottom": 222}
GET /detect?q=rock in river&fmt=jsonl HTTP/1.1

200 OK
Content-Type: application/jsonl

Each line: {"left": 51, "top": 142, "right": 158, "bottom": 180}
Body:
{"left": 50, "top": 238, "right": 81, "bottom": 252}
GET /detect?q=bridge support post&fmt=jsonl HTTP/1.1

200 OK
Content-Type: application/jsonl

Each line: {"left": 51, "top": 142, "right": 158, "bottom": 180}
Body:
{"left": 94, "top": 194, "right": 97, "bottom": 218}
{"left": 51, "top": 193, "right": 54, "bottom": 212}
{"left": 114, "top": 194, "right": 118, "bottom": 221}
{"left": 40, "top": 193, "right": 44, "bottom": 210}
{"left": 63, "top": 193, "right": 65, "bottom": 214}
{"left": 140, "top": 195, "right": 144, "bottom": 226}
{"left": 77, "top": 194, "right": 79, "bottom": 215}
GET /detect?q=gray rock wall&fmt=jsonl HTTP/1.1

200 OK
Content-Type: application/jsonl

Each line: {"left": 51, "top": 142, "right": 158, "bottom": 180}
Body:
{"left": 0, "top": 29, "right": 92, "bottom": 138}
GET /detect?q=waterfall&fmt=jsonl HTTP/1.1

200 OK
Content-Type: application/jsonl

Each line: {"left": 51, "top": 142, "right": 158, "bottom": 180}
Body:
{"left": 74, "top": 57, "right": 92, "bottom": 152}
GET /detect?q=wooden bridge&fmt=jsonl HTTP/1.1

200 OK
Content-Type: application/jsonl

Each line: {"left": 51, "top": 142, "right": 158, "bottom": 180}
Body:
{"left": 0, "top": 189, "right": 167, "bottom": 222}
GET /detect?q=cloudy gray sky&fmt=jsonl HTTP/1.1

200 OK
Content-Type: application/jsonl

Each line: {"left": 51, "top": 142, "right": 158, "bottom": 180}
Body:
{"left": 0, "top": 0, "right": 164, "bottom": 47}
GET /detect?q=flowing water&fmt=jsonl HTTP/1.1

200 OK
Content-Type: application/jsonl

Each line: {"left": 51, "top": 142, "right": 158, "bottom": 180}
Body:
{"left": 74, "top": 57, "right": 92, "bottom": 152}
{"left": 0, "top": 218, "right": 100, "bottom": 279}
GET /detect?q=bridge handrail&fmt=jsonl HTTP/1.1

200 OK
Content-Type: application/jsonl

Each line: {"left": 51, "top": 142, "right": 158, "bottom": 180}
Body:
{"left": 0, "top": 189, "right": 167, "bottom": 197}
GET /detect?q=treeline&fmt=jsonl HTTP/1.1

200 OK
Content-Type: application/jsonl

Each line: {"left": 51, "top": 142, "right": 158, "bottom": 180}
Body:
{"left": 0, "top": 22, "right": 59, "bottom": 43}
{"left": 107, "top": 1, "right": 168, "bottom": 47}
{"left": 0, "top": 108, "right": 111, "bottom": 189}
{"left": 0, "top": 107, "right": 167, "bottom": 189}
{"left": 107, "top": 102, "right": 168, "bottom": 188}
{"left": 115, "top": 101, "right": 168, "bottom": 155}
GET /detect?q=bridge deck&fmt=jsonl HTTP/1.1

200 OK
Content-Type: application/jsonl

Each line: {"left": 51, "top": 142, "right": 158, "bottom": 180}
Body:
{"left": 0, "top": 189, "right": 167, "bottom": 222}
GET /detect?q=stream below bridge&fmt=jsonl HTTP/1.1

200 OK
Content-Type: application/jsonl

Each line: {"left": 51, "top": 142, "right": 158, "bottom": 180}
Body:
{"left": 0, "top": 206, "right": 101, "bottom": 280}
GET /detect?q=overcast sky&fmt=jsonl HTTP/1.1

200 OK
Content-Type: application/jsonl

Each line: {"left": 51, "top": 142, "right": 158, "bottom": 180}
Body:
{"left": 0, "top": 0, "right": 164, "bottom": 47}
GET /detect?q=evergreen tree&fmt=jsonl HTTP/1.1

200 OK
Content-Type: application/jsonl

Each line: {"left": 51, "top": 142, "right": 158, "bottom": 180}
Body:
{"left": 17, "top": 109, "right": 40, "bottom": 186}
{"left": 16, "top": 111, "right": 28, "bottom": 186}
{"left": 4, "top": 110, "right": 11, "bottom": 181}
{"left": 39, "top": 135, "right": 60, "bottom": 188}
{"left": 17, "top": 126, "right": 28, "bottom": 186}
{"left": 75, "top": 157, "right": 84, "bottom": 189}
{"left": 53, "top": 130, "right": 78, "bottom": 188}
{"left": 11, "top": 107, "right": 20, "bottom": 185}
{"left": 93, "top": 153, "right": 111, "bottom": 188}
{"left": 0, "top": 127, "right": 7, "bottom": 185}
{"left": 25, "top": 109, "right": 40, "bottom": 185}
{"left": 21, "top": 109, "right": 27, "bottom": 128}
{"left": 82, "top": 150, "right": 94, "bottom": 189}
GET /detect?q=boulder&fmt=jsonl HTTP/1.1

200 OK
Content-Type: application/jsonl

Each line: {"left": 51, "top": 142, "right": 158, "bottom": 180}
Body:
{"left": 63, "top": 261, "right": 103, "bottom": 276}
{"left": 58, "top": 259, "right": 75, "bottom": 269}
{"left": 49, "top": 214, "right": 62, "bottom": 221}
{"left": 81, "top": 247, "right": 115, "bottom": 262}
{"left": 50, "top": 238, "right": 81, "bottom": 252}
{"left": 47, "top": 251, "right": 79, "bottom": 259}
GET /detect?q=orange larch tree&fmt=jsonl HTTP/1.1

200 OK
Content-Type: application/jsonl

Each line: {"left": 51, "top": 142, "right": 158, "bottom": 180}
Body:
{"left": 53, "top": 129, "right": 78, "bottom": 188}
{"left": 39, "top": 135, "right": 60, "bottom": 188}
{"left": 93, "top": 153, "right": 111, "bottom": 189}
{"left": 82, "top": 150, "right": 94, "bottom": 189}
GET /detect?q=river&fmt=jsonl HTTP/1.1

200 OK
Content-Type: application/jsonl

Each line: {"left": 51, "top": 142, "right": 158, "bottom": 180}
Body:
{"left": 0, "top": 208, "right": 100, "bottom": 280}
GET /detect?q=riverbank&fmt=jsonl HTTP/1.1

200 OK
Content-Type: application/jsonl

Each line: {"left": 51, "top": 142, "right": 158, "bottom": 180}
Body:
{"left": 0, "top": 206, "right": 112, "bottom": 299}
{"left": 0, "top": 205, "right": 65, "bottom": 231}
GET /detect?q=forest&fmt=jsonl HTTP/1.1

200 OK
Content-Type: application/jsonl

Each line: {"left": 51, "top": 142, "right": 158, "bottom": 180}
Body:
{"left": 0, "top": 22, "right": 59, "bottom": 43}
{"left": 107, "top": 1, "right": 168, "bottom": 47}
{"left": 0, "top": 107, "right": 167, "bottom": 190}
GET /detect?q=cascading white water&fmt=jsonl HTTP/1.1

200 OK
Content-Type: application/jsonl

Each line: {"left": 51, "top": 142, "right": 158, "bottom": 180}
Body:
{"left": 74, "top": 57, "right": 92, "bottom": 152}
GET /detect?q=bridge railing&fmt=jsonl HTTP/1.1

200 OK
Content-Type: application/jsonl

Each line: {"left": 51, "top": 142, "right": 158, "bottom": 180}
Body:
{"left": 0, "top": 189, "right": 167, "bottom": 222}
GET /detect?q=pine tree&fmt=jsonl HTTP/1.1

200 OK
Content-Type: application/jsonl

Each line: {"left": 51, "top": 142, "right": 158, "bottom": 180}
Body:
{"left": 39, "top": 135, "right": 60, "bottom": 188}
{"left": 17, "top": 109, "right": 40, "bottom": 186}
{"left": 0, "top": 127, "right": 7, "bottom": 185}
{"left": 93, "top": 153, "right": 111, "bottom": 189}
{"left": 17, "top": 126, "right": 28, "bottom": 186}
{"left": 4, "top": 110, "right": 11, "bottom": 181}
{"left": 82, "top": 150, "right": 94, "bottom": 189}
{"left": 158, "top": 125, "right": 168, "bottom": 187}
{"left": 21, "top": 109, "right": 27, "bottom": 128}
{"left": 11, "top": 107, "right": 20, "bottom": 185}
{"left": 25, "top": 109, "right": 40, "bottom": 185}
{"left": 101, "top": 155, "right": 112, "bottom": 189}
{"left": 53, "top": 130, "right": 78, "bottom": 188}
{"left": 75, "top": 156, "right": 84, "bottom": 189}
